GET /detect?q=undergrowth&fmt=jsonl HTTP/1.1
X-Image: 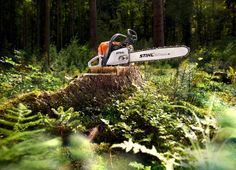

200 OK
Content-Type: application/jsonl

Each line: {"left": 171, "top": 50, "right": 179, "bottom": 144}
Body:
{"left": 0, "top": 53, "right": 236, "bottom": 169}
{"left": 0, "top": 41, "right": 93, "bottom": 104}
{"left": 0, "top": 57, "right": 66, "bottom": 104}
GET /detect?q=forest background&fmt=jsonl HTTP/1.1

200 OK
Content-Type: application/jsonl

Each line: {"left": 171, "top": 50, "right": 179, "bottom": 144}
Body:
{"left": 0, "top": 0, "right": 236, "bottom": 170}
{"left": 0, "top": 0, "right": 235, "bottom": 69}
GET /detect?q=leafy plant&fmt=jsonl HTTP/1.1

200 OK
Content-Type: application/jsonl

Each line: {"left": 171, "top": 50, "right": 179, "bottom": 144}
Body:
{"left": 0, "top": 103, "right": 43, "bottom": 138}
{"left": 42, "top": 106, "right": 86, "bottom": 140}
{"left": 226, "top": 66, "right": 236, "bottom": 83}
{"left": 0, "top": 104, "right": 107, "bottom": 170}
{"left": 184, "top": 105, "right": 236, "bottom": 170}
{"left": 0, "top": 61, "right": 65, "bottom": 103}
{"left": 50, "top": 39, "right": 93, "bottom": 73}
{"left": 111, "top": 139, "right": 178, "bottom": 170}
{"left": 100, "top": 79, "right": 218, "bottom": 169}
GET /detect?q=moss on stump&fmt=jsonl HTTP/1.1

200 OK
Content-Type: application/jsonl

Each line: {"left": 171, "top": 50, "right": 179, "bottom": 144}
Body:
{"left": 0, "top": 66, "right": 142, "bottom": 116}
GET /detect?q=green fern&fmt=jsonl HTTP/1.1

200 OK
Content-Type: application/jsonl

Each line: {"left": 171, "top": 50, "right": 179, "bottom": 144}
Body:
{"left": 43, "top": 106, "right": 86, "bottom": 134}
{"left": 0, "top": 133, "right": 63, "bottom": 170}
{"left": 0, "top": 105, "right": 98, "bottom": 170}
{"left": 0, "top": 103, "right": 43, "bottom": 137}
{"left": 227, "top": 66, "right": 236, "bottom": 83}
{"left": 111, "top": 139, "right": 178, "bottom": 170}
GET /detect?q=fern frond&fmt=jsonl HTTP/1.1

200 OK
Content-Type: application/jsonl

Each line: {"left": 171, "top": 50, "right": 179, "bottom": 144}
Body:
{"left": 14, "top": 119, "right": 42, "bottom": 131}
{"left": 20, "top": 114, "right": 41, "bottom": 122}
{"left": 111, "top": 139, "right": 178, "bottom": 170}
{"left": 0, "top": 103, "right": 44, "bottom": 138}
{"left": 0, "top": 129, "right": 45, "bottom": 146}
{"left": 3, "top": 114, "right": 19, "bottom": 121}
{"left": 0, "top": 127, "right": 14, "bottom": 136}
{"left": 0, "top": 119, "right": 16, "bottom": 127}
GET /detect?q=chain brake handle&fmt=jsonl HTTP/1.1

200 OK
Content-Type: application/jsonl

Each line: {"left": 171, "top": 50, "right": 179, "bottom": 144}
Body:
{"left": 88, "top": 55, "right": 102, "bottom": 67}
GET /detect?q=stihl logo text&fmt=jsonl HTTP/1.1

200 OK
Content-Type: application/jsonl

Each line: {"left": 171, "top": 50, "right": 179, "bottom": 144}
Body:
{"left": 116, "top": 51, "right": 125, "bottom": 54}
{"left": 140, "top": 53, "right": 154, "bottom": 58}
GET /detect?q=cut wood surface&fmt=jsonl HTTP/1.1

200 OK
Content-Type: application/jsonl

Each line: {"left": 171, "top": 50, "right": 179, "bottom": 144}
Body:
{"left": 0, "top": 66, "right": 142, "bottom": 116}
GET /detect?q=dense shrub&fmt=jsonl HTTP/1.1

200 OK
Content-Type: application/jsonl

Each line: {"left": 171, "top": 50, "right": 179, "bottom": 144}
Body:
{"left": 0, "top": 62, "right": 65, "bottom": 103}
{"left": 50, "top": 39, "right": 94, "bottom": 73}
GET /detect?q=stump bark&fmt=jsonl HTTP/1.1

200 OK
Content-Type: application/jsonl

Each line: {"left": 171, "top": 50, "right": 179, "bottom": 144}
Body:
{"left": 0, "top": 66, "right": 142, "bottom": 116}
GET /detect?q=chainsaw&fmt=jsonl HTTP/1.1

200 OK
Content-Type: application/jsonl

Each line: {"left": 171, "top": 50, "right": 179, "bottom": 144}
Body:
{"left": 88, "top": 29, "right": 190, "bottom": 67}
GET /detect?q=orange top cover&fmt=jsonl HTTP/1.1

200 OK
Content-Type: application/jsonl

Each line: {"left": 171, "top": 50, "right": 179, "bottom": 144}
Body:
{"left": 98, "top": 41, "right": 121, "bottom": 56}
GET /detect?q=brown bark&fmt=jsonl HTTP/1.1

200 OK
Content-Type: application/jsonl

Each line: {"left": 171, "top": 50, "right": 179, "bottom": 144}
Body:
{"left": 181, "top": 0, "right": 193, "bottom": 46}
{"left": 68, "top": 0, "right": 77, "bottom": 39}
{"left": 231, "top": 4, "right": 236, "bottom": 37}
{"left": 40, "top": 0, "right": 50, "bottom": 71}
{"left": 153, "top": 0, "right": 164, "bottom": 47}
{"left": 89, "top": 0, "right": 97, "bottom": 50}
{"left": 0, "top": 1, "right": 16, "bottom": 51}
{"left": 0, "top": 67, "right": 142, "bottom": 117}
{"left": 56, "top": 0, "right": 62, "bottom": 51}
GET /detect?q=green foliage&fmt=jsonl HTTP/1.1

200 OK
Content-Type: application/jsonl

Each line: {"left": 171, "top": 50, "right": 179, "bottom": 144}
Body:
{"left": 192, "top": 38, "right": 236, "bottom": 71}
{"left": 42, "top": 106, "right": 86, "bottom": 135}
{"left": 227, "top": 66, "right": 236, "bottom": 83}
{"left": 184, "top": 106, "right": 236, "bottom": 170}
{"left": 1, "top": 61, "right": 236, "bottom": 169}
{"left": 1, "top": 51, "right": 236, "bottom": 170}
{"left": 129, "top": 161, "right": 151, "bottom": 170}
{"left": 101, "top": 80, "right": 217, "bottom": 169}
{"left": 100, "top": 60, "right": 236, "bottom": 169}
{"left": 50, "top": 40, "right": 94, "bottom": 73}
{"left": 0, "top": 104, "right": 107, "bottom": 170}
{"left": 112, "top": 139, "right": 177, "bottom": 170}
{"left": 0, "top": 135, "right": 62, "bottom": 169}
{"left": 0, "top": 103, "right": 43, "bottom": 138}
{"left": 0, "top": 104, "right": 59, "bottom": 169}
{"left": 110, "top": 0, "right": 143, "bottom": 31}
{"left": 0, "top": 132, "right": 109, "bottom": 170}
{"left": 0, "top": 55, "right": 65, "bottom": 103}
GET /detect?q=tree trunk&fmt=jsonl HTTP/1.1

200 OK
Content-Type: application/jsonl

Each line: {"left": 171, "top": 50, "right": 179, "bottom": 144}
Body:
{"left": 40, "top": 0, "right": 50, "bottom": 71}
{"left": 143, "top": 0, "right": 149, "bottom": 41}
{"left": 181, "top": 0, "right": 193, "bottom": 46}
{"left": 0, "top": 67, "right": 142, "bottom": 117}
{"left": 196, "top": 0, "right": 204, "bottom": 46}
{"left": 231, "top": 3, "right": 236, "bottom": 37}
{"left": 0, "top": 1, "right": 16, "bottom": 52}
{"left": 153, "top": 0, "right": 164, "bottom": 47}
{"left": 89, "top": 0, "right": 97, "bottom": 50}
{"left": 69, "top": 0, "right": 77, "bottom": 39}
{"left": 35, "top": 0, "right": 40, "bottom": 52}
{"left": 56, "top": 0, "right": 63, "bottom": 51}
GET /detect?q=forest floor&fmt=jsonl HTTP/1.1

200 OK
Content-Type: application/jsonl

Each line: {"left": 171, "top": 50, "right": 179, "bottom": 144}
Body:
{"left": 0, "top": 59, "right": 236, "bottom": 170}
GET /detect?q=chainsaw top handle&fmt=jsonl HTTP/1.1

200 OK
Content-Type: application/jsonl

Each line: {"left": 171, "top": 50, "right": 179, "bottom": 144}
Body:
{"left": 102, "top": 29, "right": 137, "bottom": 66}
{"left": 108, "top": 29, "right": 137, "bottom": 54}
{"left": 102, "top": 33, "right": 127, "bottom": 66}
{"left": 127, "top": 29, "right": 138, "bottom": 44}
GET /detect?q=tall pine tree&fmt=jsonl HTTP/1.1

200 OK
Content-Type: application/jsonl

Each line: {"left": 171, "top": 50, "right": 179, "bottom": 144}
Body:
{"left": 153, "top": 0, "right": 164, "bottom": 47}
{"left": 89, "top": 0, "right": 97, "bottom": 50}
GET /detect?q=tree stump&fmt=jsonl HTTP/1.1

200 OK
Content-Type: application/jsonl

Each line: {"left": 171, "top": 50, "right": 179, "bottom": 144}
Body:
{"left": 0, "top": 66, "right": 142, "bottom": 116}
